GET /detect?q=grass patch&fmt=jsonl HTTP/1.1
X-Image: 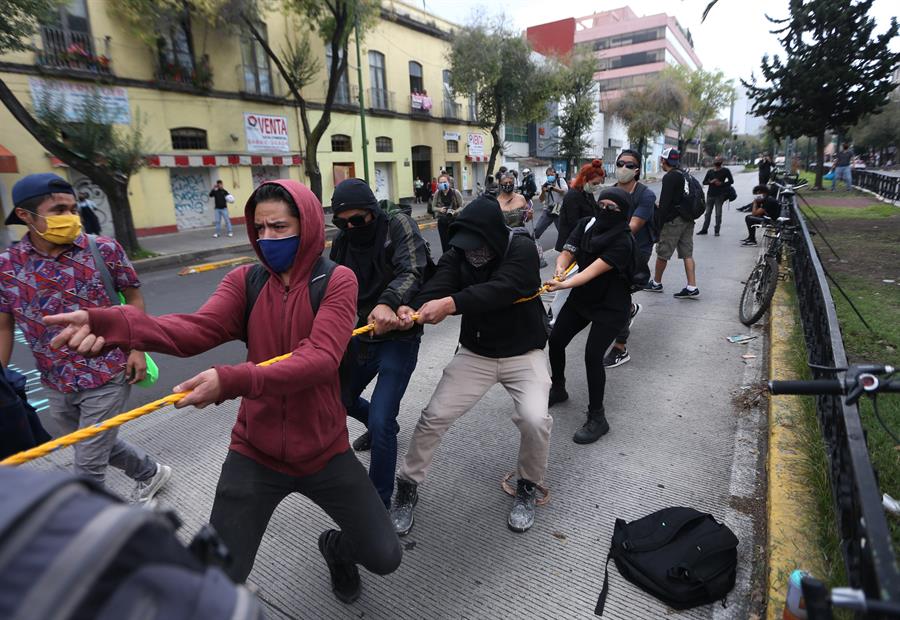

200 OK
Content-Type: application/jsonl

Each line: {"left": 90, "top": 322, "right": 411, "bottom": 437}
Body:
{"left": 800, "top": 201, "right": 898, "bottom": 220}
{"left": 128, "top": 247, "right": 159, "bottom": 261}
{"left": 782, "top": 280, "right": 848, "bottom": 589}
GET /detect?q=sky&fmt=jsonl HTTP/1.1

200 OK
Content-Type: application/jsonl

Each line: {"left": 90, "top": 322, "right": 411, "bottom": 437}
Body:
{"left": 423, "top": 0, "right": 899, "bottom": 88}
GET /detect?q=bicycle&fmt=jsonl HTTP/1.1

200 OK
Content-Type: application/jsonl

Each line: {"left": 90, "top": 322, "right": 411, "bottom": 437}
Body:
{"left": 769, "top": 364, "right": 900, "bottom": 619}
{"left": 737, "top": 178, "right": 807, "bottom": 326}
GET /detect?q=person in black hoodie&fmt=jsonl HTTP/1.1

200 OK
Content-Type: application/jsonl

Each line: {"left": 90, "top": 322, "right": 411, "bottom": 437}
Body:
{"left": 329, "top": 179, "right": 429, "bottom": 509}
{"left": 390, "top": 196, "right": 552, "bottom": 535}
{"left": 545, "top": 187, "right": 634, "bottom": 445}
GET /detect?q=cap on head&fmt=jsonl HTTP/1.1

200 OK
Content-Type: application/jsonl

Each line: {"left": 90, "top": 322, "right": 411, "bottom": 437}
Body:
{"left": 661, "top": 147, "right": 680, "bottom": 167}
{"left": 6, "top": 173, "right": 75, "bottom": 225}
{"left": 331, "top": 178, "right": 377, "bottom": 215}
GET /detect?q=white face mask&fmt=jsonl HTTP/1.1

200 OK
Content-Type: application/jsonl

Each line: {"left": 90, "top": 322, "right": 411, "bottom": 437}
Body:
{"left": 615, "top": 167, "right": 637, "bottom": 185}
{"left": 590, "top": 183, "right": 603, "bottom": 200}
{"left": 753, "top": 194, "right": 765, "bottom": 201}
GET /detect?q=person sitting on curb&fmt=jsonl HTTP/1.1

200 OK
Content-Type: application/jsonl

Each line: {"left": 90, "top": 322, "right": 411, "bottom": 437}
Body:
{"left": 390, "top": 195, "right": 552, "bottom": 536}
{"left": 44, "top": 180, "right": 401, "bottom": 605}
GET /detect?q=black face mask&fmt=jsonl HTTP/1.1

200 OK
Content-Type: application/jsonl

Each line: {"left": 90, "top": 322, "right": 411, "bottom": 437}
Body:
{"left": 346, "top": 220, "right": 378, "bottom": 246}
{"left": 500, "top": 184, "right": 514, "bottom": 193}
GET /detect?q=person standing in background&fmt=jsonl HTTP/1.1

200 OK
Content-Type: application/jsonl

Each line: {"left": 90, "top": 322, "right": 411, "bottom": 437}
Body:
{"left": 698, "top": 156, "right": 734, "bottom": 236}
{"left": 209, "top": 180, "right": 234, "bottom": 238}
{"left": 758, "top": 154, "right": 773, "bottom": 187}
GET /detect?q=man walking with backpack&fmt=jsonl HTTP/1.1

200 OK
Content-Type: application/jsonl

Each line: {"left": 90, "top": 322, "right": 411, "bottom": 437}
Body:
{"left": 329, "top": 179, "right": 429, "bottom": 509}
{"left": 645, "top": 147, "right": 701, "bottom": 299}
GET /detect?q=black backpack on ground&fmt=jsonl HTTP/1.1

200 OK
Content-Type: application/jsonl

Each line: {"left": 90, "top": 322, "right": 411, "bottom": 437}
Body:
{"left": 678, "top": 170, "right": 707, "bottom": 220}
{"left": 243, "top": 256, "right": 337, "bottom": 342}
{"left": 595, "top": 506, "right": 738, "bottom": 616}
{"left": 0, "top": 467, "right": 265, "bottom": 620}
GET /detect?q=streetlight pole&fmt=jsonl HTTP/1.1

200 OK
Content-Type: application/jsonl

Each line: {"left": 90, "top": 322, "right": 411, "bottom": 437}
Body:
{"left": 354, "top": 6, "right": 370, "bottom": 183}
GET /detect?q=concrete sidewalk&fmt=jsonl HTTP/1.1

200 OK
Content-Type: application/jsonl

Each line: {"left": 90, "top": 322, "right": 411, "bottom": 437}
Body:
{"left": 29, "top": 172, "right": 769, "bottom": 618}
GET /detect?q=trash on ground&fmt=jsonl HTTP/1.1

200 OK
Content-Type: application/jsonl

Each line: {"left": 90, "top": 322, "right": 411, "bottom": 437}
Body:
{"left": 728, "top": 334, "right": 758, "bottom": 344}
{"left": 552, "top": 531, "right": 567, "bottom": 541}
{"left": 741, "top": 354, "right": 757, "bottom": 360}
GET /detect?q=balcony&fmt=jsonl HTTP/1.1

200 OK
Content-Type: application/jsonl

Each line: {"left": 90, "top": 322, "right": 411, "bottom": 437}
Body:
{"left": 443, "top": 100, "right": 462, "bottom": 120}
{"left": 156, "top": 54, "right": 212, "bottom": 91}
{"left": 368, "top": 87, "right": 395, "bottom": 112}
{"left": 409, "top": 92, "right": 433, "bottom": 116}
{"left": 35, "top": 26, "right": 112, "bottom": 75}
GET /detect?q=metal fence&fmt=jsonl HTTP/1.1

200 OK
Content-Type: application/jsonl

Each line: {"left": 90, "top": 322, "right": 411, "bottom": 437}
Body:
{"left": 788, "top": 196, "right": 900, "bottom": 601}
{"left": 852, "top": 170, "right": 900, "bottom": 202}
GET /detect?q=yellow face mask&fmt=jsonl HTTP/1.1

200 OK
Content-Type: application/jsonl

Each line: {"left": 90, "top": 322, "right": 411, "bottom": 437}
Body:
{"left": 32, "top": 213, "right": 83, "bottom": 246}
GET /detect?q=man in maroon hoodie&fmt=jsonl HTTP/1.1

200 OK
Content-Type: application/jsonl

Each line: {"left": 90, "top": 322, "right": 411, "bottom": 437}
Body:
{"left": 45, "top": 180, "right": 401, "bottom": 604}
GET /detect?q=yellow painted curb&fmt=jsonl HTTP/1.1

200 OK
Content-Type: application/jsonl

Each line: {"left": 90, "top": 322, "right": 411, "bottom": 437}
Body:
{"left": 178, "top": 255, "right": 255, "bottom": 276}
{"left": 766, "top": 277, "right": 827, "bottom": 618}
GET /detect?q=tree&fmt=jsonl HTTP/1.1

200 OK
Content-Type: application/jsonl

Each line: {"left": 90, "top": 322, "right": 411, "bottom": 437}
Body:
{"left": 850, "top": 99, "right": 900, "bottom": 163}
{"left": 0, "top": 0, "right": 148, "bottom": 254}
{"left": 449, "top": 21, "right": 554, "bottom": 177}
{"left": 743, "top": 0, "right": 899, "bottom": 188}
{"left": 606, "top": 73, "right": 686, "bottom": 160}
{"left": 552, "top": 52, "right": 599, "bottom": 176}
{"left": 662, "top": 65, "right": 735, "bottom": 152}
{"left": 702, "top": 123, "right": 731, "bottom": 159}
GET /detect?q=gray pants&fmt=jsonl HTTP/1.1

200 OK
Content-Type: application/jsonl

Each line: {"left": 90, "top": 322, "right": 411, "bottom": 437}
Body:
{"left": 45, "top": 373, "right": 156, "bottom": 486}
{"left": 701, "top": 194, "right": 727, "bottom": 233}
{"left": 399, "top": 346, "right": 552, "bottom": 486}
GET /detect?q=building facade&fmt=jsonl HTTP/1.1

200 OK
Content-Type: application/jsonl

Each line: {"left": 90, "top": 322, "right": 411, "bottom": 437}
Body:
{"left": 0, "top": 0, "right": 490, "bottom": 238}
{"left": 527, "top": 7, "right": 704, "bottom": 175}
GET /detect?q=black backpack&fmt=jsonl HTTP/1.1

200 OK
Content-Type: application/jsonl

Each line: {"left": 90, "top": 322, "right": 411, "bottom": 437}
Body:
{"left": 243, "top": 256, "right": 337, "bottom": 342}
{"left": 678, "top": 170, "right": 707, "bottom": 220}
{"left": 0, "top": 467, "right": 265, "bottom": 620}
{"left": 595, "top": 507, "right": 738, "bottom": 616}
{"left": 625, "top": 234, "right": 651, "bottom": 293}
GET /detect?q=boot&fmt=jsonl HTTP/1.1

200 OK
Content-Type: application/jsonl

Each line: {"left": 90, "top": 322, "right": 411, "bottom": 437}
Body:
{"left": 548, "top": 382, "right": 569, "bottom": 407}
{"left": 318, "top": 529, "right": 360, "bottom": 604}
{"left": 352, "top": 430, "right": 371, "bottom": 452}
{"left": 573, "top": 408, "right": 610, "bottom": 444}
{"left": 390, "top": 477, "right": 419, "bottom": 536}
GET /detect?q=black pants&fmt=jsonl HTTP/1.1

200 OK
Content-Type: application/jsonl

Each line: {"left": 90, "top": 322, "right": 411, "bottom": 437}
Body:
{"left": 437, "top": 215, "right": 454, "bottom": 254}
{"left": 209, "top": 449, "right": 401, "bottom": 583}
{"left": 745, "top": 215, "right": 766, "bottom": 242}
{"left": 548, "top": 302, "right": 626, "bottom": 412}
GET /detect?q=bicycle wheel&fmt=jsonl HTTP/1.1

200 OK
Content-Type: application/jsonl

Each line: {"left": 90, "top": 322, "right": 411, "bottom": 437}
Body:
{"left": 739, "top": 257, "right": 778, "bottom": 326}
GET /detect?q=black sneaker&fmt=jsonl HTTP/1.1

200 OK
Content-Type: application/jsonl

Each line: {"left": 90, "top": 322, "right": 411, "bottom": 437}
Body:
{"left": 352, "top": 431, "right": 371, "bottom": 452}
{"left": 507, "top": 479, "right": 537, "bottom": 532}
{"left": 741, "top": 239, "right": 757, "bottom": 246}
{"left": 603, "top": 348, "right": 630, "bottom": 368}
{"left": 628, "top": 303, "right": 642, "bottom": 328}
{"left": 673, "top": 287, "right": 700, "bottom": 300}
{"left": 644, "top": 281, "right": 663, "bottom": 293}
{"left": 318, "top": 530, "right": 360, "bottom": 604}
{"left": 548, "top": 384, "right": 569, "bottom": 407}
{"left": 390, "top": 478, "right": 418, "bottom": 536}
{"left": 714, "top": 231, "right": 720, "bottom": 237}
{"left": 697, "top": 229, "right": 708, "bottom": 235}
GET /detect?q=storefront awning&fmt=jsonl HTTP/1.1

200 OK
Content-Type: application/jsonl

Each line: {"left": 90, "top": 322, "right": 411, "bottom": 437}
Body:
{"left": 0, "top": 145, "right": 18, "bottom": 174}
{"left": 466, "top": 155, "right": 489, "bottom": 163}
{"left": 144, "top": 154, "right": 304, "bottom": 168}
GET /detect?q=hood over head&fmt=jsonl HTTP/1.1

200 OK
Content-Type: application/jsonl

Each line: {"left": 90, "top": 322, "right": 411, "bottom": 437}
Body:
{"left": 245, "top": 180, "right": 324, "bottom": 283}
{"left": 331, "top": 178, "right": 380, "bottom": 216}
{"left": 448, "top": 195, "right": 508, "bottom": 258}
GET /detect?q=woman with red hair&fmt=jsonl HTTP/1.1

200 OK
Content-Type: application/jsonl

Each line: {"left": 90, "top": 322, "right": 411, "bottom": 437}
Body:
{"left": 554, "top": 159, "right": 606, "bottom": 253}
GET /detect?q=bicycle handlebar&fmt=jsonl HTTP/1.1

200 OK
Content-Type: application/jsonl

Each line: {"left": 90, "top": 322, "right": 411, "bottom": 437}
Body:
{"left": 769, "top": 379, "right": 844, "bottom": 395}
{"left": 769, "top": 364, "right": 898, "bottom": 401}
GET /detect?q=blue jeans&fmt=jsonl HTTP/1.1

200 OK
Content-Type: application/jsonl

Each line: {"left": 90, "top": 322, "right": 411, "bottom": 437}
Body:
{"left": 343, "top": 336, "right": 420, "bottom": 506}
{"left": 214, "top": 208, "right": 232, "bottom": 235}
{"left": 831, "top": 165, "right": 852, "bottom": 191}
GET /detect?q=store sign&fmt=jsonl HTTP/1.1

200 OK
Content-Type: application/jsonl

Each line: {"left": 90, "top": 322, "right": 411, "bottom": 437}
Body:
{"left": 467, "top": 132, "right": 485, "bottom": 157}
{"left": 29, "top": 78, "right": 131, "bottom": 124}
{"left": 244, "top": 113, "right": 290, "bottom": 153}
{"left": 443, "top": 131, "right": 460, "bottom": 141}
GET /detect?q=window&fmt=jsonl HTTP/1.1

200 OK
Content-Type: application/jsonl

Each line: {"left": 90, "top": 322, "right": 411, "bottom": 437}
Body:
{"left": 409, "top": 61, "right": 424, "bottom": 93}
{"left": 597, "top": 50, "right": 665, "bottom": 71}
{"left": 446, "top": 140, "right": 459, "bottom": 153}
{"left": 39, "top": 0, "right": 102, "bottom": 70}
{"left": 158, "top": 20, "right": 195, "bottom": 79}
{"left": 442, "top": 70, "right": 452, "bottom": 97}
{"left": 592, "top": 27, "right": 665, "bottom": 51}
{"left": 505, "top": 124, "right": 528, "bottom": 143}
{"left": 327, "top": 47, "right": 350, "bottom": 104}
{"left": 375, "top": 136, "right": 393, "bottom": 152}
{"left": 369, "top": 51, "right": 389, "bottom": 109}
{"left": 241, "top": 26, "right": 272, "bottom": 95}
{"left": 171, "top": 127, "right": 208, "bottom": 150}
{"left": 331, "top": 134, "right": 352, "bottom": 152}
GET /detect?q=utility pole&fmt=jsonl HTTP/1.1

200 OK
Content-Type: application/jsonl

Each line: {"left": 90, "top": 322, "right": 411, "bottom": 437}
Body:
{"left": 354, "top": 6, "right": 370, "bottom": 183}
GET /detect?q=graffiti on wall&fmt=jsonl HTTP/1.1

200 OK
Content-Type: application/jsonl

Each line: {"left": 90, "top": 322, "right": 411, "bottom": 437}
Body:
{"left": 70, "top": 174, "right": 113, "bottom": 237}
{"left": 170, "top": 171, "right": 210, "bottom": 230}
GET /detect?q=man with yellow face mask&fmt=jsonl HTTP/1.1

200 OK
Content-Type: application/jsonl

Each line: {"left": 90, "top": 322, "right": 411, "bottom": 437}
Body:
{"left": 0, "top": 174, "right": 170, "bottom": 502}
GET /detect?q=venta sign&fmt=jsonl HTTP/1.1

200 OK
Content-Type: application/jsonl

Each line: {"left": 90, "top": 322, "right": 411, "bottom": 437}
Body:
{"left": 244, "top": 113, "right": 290, "bottom": 153}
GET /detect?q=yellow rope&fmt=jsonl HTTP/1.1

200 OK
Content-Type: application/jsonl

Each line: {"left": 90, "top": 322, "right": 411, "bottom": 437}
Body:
{"left": 3, "top": 264, "right": 575, "bottom": 466}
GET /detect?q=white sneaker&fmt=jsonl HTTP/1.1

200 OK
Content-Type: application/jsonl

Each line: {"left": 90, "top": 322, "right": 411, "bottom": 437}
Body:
{"left": 227, "top": 232, "right": 233, "bottom": 237}
{"left": 131, "top": 464, "right": 172, "bottom": 504}
{"left": 212, "top": 233, "right": 219, "bottom": 238}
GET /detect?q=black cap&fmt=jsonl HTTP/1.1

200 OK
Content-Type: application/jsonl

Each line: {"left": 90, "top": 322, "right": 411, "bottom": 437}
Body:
{"left": 5, "top": 173, "right": 75, "bottom": 225}
{"left": 331, "top": 178, "right": 377, "bottom": 215}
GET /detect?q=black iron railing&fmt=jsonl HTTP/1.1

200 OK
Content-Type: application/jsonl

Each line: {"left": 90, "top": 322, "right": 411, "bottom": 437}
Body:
{"left": 36, "top": 26, "right": 112, "bottom": 74}
{"left": 852, "top": 170, "right": 900, "bottom": 202}
{"left": 788, "top": 195, "right": 900, "bottom": 601}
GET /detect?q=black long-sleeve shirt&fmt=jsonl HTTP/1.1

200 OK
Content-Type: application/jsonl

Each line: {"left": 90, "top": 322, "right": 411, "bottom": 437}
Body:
{"left": 702, "top": 167, "right": 734, "bottom": 197}
{"left": 658, "top": 168, "right": 686, "bottom": 223}
{"left": 555, "top": 188, "right": 595, "bottom": 252}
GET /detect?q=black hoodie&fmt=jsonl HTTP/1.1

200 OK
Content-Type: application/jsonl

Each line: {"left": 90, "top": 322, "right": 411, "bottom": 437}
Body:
{"left": 408, "top": 197, "right": 547, "bottom": 358}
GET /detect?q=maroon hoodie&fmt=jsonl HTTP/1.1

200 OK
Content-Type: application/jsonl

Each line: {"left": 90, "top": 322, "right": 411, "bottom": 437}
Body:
{"left": 87, "top": 180, "right": 358, "bottom": 477}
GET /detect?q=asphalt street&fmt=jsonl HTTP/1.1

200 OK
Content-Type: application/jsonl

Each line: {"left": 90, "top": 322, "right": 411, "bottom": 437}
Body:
{"left": 21, "top": 171, "right": 769, "bottom": 619}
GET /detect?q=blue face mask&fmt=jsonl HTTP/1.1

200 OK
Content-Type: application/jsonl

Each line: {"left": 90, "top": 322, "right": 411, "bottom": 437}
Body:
{"left": 546, "top": 175, "right": 556, "bottom": 183}
{"left": 439, "top": 182, "right": 449, "bottom": 191}
{"left": 258, "top": 235, "right": 299, "bottom": 273}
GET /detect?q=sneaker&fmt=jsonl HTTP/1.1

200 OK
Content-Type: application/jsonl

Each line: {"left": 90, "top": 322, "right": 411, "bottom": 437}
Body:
{"left": 603, "top": 348, "right": 630, "bottom": 368}
{"left": 539, "top": 259, "right": 548, "bottom": 269}
{"left": 714, "top": 231, "right": 720, "bottom": 237}
{"left": 212, "top": 233, "right": 219, "bottom": 238}
{"left": 573, "top": 411, "right": 610, "bottom": 444}
{"left": 673, "top": 287, "right": 700, "bottom": 300}
{"left": 628, "top": 303, "right": 642, "bottom": 328}
{"left": 697, "top": 229, "right": 708, "bottom": 235}
{"left": 318, "top": 530, "right": 360, "bottom": 604}
{"left": 548, "top": 384, "right": 569, "bottom": 407}
{"left": 644, "top": 281, "right": 663, "bottom": 293}
{"left": 131, "top": 464, "right": 172, "bottom": 504}
{"left": 741, "top": 239, "right": 757, "bottom": 246}
{"left": 227, "top": 232, "right": 234, "bottom": 237}
{"left": 507, "top": 479, "right": 537, "bottom": 532}
{"left": 390, "top": 478, "right": 419, "bottom": 536}
{"left": 352, "top": 431, "right": 371, "bottom": 452}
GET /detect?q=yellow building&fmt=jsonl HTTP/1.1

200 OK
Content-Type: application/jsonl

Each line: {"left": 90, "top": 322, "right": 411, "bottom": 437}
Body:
{"left": 0, "top": 0, "right": 489, "bottom": 237}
